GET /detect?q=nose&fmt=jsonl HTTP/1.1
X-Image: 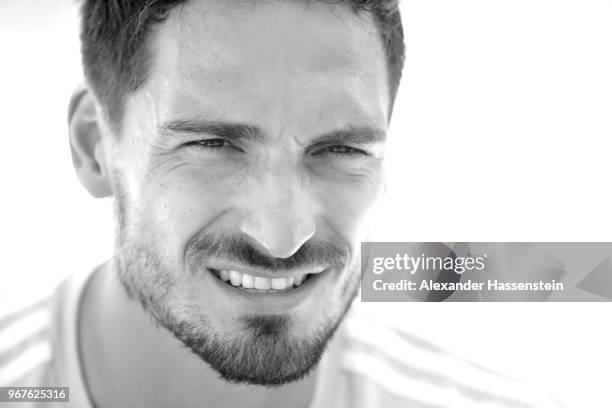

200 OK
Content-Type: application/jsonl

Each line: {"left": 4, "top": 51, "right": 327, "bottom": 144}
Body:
{"left": 238, "top": 163, "right": 316, "bottom": 259}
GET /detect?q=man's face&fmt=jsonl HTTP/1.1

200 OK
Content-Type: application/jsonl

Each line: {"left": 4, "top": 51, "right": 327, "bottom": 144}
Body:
{"left": 107, "top": 0, "right": 389, "bottom": 385}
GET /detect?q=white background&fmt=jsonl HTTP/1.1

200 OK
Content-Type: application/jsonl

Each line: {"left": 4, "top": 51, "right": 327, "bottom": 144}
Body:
{"left": 1, "top": 1, "right": 611, "bottom": 406}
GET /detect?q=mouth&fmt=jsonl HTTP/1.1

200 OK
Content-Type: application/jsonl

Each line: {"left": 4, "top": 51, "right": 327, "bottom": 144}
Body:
{"left": 207, "top": 267, "right": 318, "bottom": 294}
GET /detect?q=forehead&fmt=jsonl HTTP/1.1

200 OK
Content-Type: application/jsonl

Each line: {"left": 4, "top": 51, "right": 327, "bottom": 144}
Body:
{"left": 130, "top": 0, "right": 390, "bottom": 133}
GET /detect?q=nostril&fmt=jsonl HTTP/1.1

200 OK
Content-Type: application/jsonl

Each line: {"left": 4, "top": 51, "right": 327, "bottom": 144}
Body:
{"left": 238, "top": 213, "right": 316, "bottom": 259}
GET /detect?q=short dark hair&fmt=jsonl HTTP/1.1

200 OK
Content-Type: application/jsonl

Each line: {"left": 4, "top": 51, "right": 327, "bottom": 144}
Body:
{"left": 80, "top": 0, "right": 405, "bottom": 128}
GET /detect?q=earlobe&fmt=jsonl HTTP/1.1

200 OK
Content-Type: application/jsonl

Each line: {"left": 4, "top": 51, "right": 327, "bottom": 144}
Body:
{"left": 68, "top": 85, "right": 112, "bottom": 198}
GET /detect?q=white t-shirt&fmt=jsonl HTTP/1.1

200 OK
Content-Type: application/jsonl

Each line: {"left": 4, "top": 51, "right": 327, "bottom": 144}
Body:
{"left": 0, "top": 270, "right": 561, "bottom": 408}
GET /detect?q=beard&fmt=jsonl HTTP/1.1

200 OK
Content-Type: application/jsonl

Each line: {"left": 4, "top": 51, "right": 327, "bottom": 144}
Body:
{"left": 111, "top": 179, "right": 359, "bottom": 386}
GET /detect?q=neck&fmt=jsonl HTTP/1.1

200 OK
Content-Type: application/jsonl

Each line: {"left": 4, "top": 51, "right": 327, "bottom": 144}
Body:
{"left": 79, "top": 262, "right": 317, "bottom": 408}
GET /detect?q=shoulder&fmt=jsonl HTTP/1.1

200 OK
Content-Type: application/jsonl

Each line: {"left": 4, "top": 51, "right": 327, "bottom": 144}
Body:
{"left": 335, "top": 311, "right": 562, "bottom": 408}
{"left": 0, "top": 296, "right": 55, "bottom": 387}
{"left": 0, "top": 269, "right": 92, "bottom": 388}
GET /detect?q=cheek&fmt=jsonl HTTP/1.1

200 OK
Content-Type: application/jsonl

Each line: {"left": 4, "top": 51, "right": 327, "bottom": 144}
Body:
{"left": 133, "top": 167, "right": 243, "bottom": 263}
{"left": 318, "top": 169, "right": 384, "bottom": 245}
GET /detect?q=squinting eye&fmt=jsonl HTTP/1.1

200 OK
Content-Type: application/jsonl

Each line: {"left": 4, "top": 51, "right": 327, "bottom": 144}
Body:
{"left": 187, "top": 139, "right": 228, "bottom": 149}
{"left": 323, "top": 145, "right": 368, "bottom": 156}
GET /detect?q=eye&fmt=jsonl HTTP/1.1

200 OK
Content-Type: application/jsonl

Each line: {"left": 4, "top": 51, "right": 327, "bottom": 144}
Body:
{"left": 184, "top": 138, "right": 244, "bottom": 153}
{"left": 186, "top": 139, "right": 229, "bottom": 149}
{"left": 315, "top": 145, "right": 369, "bottom": 156}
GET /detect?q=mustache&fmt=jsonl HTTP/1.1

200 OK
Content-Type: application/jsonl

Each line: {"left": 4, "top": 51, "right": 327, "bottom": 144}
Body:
{"left": 188, "top": 233, "right": 350, "bottom": 272}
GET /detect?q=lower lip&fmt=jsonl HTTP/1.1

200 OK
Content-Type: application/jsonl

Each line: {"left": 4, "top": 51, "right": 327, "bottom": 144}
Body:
{"left": 206, "top": 268, "right": 331, "bottom": 313}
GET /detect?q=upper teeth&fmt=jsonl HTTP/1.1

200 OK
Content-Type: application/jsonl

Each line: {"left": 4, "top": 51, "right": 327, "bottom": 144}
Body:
{"left": 216, "top": 269, "right": 307, "bottom": 290}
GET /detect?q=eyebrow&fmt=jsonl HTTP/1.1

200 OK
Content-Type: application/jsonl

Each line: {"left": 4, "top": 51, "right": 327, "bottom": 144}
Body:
{"left": 159, "top": 119, "right": 266, "bottom": 143}
{"left": 309, "top": 126, "right": 387, "bottom": 147}
{"left": 159, "top": 119, "right": 386, "bottom": 146}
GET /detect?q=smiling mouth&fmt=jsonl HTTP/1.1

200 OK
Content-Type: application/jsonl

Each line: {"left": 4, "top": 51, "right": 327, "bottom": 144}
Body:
{"left": 207, "top": 267, "right": 317, "bottom": 294}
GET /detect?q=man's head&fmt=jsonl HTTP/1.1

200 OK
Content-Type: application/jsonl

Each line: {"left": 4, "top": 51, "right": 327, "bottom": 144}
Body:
{"left": 69, "top": 0, "right": 404, "bottom": 386}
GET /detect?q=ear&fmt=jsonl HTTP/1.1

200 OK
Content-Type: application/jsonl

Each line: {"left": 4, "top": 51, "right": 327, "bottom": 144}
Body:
{"left": 68, "top": 85, "right": 112, "bottom": 198}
